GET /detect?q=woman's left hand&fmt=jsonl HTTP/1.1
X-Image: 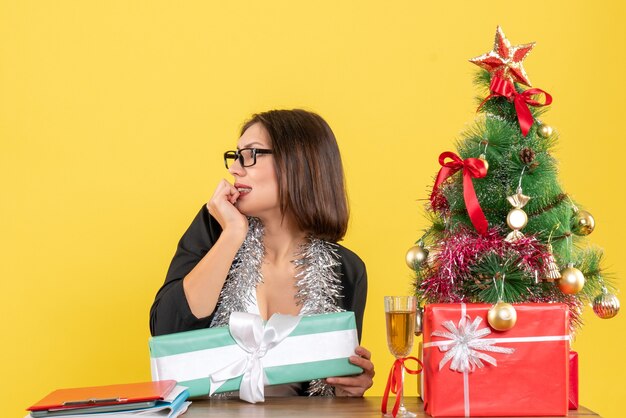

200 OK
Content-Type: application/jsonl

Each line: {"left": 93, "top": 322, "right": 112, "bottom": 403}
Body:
{"left": 325, "top": 346, "right": 375, "bottom": 397}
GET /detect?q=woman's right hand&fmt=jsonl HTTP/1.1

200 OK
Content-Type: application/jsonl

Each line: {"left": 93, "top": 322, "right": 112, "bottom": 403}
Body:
{"left": 206, "top": 179, "right": 248, "bottom": 241}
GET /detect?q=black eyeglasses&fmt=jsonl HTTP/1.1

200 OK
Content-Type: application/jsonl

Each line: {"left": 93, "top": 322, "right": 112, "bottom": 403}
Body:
{"left": 223, "top": 148, "right": 273, "bottom": 169}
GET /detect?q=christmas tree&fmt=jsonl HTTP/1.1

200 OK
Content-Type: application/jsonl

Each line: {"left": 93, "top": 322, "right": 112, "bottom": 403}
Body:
{"left": 408, "top": 26, "right": 620, "bottom": 332}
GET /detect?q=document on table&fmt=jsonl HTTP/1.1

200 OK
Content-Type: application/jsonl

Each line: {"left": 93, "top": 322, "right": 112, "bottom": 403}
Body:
{"left": 25, "top": 386, "right": 190, "bottom": 418}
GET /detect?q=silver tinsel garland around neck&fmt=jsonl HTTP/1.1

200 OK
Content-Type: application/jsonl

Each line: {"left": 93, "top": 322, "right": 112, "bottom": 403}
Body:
{"left": 210, "top": 217, "right": 345, "bottom": 397}
{"left": 210, "top": 217, "right": 265, "bottom": 328}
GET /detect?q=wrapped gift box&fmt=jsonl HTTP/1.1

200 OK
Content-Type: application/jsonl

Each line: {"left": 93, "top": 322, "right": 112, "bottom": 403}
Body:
{"left": 149, "top": 311, "right": 362, "bottom": 400}
{"left": 423, "top": 303, "right": 569, "bottom": 417}
{"left": 569, "top": 351, "right": 579, "bottom": 410}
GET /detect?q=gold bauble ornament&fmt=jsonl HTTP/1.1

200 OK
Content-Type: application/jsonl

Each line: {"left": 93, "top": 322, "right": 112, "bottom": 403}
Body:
{"left": 488, "top": 302, "right": 517, "bottom": 331}
{"left": 479, "top": 153, "right": 489, "bottom": 173}
{"left": 572, "top": 209, "right": 595, "bottom": 236}
{"left": 406, "top": 244, "right": 429, "bottom": 269}
{"left": 506, "top": 208, "right": 528, "bottom": 230}
{"left": 537, "top": 124, "right": 554, "bottom": 138}
{"left": 558, "top": 264, "right": 585, "bottom": 294}
{"left": 593, "top": 288, "right": 620, "bottom": 319}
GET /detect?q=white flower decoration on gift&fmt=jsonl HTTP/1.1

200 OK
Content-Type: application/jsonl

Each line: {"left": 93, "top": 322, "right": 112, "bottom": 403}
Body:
{"left": 432, "top": 315, "right": 515, "bottom": 373}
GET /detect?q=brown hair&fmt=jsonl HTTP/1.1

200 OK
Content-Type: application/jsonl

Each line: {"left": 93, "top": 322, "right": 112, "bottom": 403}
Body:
{"left": 241, "top": 109, "right": 349, "bottom": 242}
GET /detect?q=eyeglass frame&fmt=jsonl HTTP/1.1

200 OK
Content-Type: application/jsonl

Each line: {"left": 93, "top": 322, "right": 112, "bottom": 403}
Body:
{"left": 223, "top": 148, "right": 273, "bottom": 169}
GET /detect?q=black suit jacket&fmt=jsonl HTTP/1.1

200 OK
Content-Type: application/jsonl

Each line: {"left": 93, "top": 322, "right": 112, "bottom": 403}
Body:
{"left": 150, "top": 206, "right": 368, "bottom": 340}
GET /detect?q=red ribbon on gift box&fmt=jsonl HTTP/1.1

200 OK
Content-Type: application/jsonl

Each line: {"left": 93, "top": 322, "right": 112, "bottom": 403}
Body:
{"left": 430, "top": 152, "right": 488, "bottom": 235}
{"left": 480, "top": 75, "right": 552, "bottom": 137}
{"left": 381, "top": 356, "right": 423, "bottom": 418}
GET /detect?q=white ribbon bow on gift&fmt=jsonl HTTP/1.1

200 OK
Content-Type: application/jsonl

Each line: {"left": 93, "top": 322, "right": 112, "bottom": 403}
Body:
{"left": 208, "top": 312, "right": 302, "bottom": 403}
{"left": 431, "top": 315, "right": 515, "bottom": 373}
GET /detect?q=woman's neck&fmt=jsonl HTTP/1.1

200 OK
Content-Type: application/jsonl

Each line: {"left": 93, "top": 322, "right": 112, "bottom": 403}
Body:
{"left": 260, "top": 214, "right": 307, "bottom": 264}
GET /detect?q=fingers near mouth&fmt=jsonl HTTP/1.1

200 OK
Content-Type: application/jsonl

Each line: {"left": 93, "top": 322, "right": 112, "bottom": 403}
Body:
{"left": 228, "top": 190, "right": 239, "bottom": 204}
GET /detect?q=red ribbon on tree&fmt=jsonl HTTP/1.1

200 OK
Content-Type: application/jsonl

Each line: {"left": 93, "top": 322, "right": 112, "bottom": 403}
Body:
{"left": 430, "top": 152, "right": 489, "bottom": 236}
{"left": 481, "top": 75, "right": 552, "bottom": 137}
{"left": 381, "top": 357, "right": 423, "bottom": 418}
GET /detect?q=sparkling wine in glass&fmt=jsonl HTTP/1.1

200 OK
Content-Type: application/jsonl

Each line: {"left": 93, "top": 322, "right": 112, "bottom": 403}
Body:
{"left": 384, "top": 296, "right": 417, "bottom": 417}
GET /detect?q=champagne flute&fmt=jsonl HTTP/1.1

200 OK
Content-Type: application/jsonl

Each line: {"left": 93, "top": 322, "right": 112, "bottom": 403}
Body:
{"left": 384, "top": 296, "right": 417, "bottom": 418}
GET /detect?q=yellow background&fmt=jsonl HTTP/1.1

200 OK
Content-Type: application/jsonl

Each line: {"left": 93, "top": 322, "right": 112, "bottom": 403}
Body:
{"left": 2, "top": 1, "right": 625, "bottom": 417}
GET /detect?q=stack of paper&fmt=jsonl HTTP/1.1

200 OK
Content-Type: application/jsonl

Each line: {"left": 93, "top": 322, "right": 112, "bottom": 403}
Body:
{"left": 26, "top": 380, "right": 190, "bottom": 418}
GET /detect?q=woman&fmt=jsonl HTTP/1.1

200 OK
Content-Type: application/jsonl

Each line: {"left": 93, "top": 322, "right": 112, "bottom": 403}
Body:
{"left": 150, "top": 109, "right": 373, "bottom": 397}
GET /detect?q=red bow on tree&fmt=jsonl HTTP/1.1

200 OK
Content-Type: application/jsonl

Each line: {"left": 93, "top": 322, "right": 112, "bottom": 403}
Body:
{"left": 481, "top": 75, "right": 552, "bottom": 136}
{"left": 381, "top": 357, "right": 423, "bottom": 418}
{"left": 430, "top": 152, "right": 489, "bottom": 236}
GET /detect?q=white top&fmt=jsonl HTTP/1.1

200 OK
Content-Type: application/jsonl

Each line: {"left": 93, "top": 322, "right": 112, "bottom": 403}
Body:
{"left": 245, "top": 288, "right": 304, "bottom": 317}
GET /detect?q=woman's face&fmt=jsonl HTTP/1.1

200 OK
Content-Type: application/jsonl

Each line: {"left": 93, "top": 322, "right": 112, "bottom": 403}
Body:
{"left": 228, "top": 122, "right": 280, "bottom": 219}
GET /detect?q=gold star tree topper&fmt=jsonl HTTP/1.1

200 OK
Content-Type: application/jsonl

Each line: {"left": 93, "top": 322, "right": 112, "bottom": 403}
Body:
{"left": 470, "top": 26, "right": 535, "bottom": 86}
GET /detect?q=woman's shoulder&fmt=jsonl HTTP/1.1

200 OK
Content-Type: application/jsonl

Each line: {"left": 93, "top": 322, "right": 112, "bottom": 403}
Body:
{"left": 333, "top": 242, "right": 366, "bottom": 272}
{"left": 332, "top": 242, "right": 367, "bottom": 297}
